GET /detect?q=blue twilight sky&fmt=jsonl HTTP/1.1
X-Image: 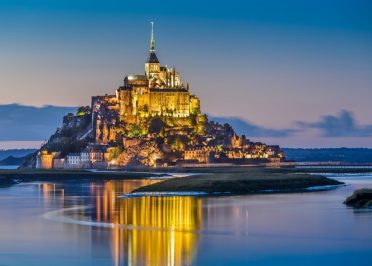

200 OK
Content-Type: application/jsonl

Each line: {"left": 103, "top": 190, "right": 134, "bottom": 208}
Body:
{"left": 0, "top": 0, "right": 372, "bottom": 148}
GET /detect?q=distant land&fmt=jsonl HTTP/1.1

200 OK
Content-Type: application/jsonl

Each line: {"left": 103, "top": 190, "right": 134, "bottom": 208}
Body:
{"left": 283, "top": 148, "right": 372, "bottom": 163}
{"left": 1, "top": 148, "right": 372, "bottom": 166}
{"left": 0, "top": 149, "right": 36, "bottom": 161}
{"left": 0, "top": 156, "right": 30, "bottom": 166}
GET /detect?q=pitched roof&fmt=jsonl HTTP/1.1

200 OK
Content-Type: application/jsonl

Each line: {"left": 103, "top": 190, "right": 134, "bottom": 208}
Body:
{"left": 146, "top": 52, "right": 159, "bottom": 63}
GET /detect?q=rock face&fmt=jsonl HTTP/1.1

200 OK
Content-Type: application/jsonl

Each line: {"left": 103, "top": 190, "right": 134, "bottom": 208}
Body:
{"left": 344, "top": 189, "right": 372, "bottom": 208}
{"left": 117, "top": 139, "right": 161, "bottom": 167}
{"left": 20, "top": 110, "right": 93, "bottom": 169}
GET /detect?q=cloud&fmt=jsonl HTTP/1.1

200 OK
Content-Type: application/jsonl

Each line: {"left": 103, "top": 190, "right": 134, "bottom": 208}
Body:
{"left": 208, "top": 115, "right": 297, "bottom": 138}
{"left": 296, "top": 110, "right": 372, "bottom": 137}
{"left": 0, "top": 104, "right": 77, "bottom": 141}
{"left": 1, "top": 104, "right": 371, "bottom": 144}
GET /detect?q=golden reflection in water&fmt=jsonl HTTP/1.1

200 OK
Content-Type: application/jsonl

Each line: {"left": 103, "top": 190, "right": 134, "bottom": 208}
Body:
{"left": 94, "top": 180, "right": 202, "bottom": 266}
{"left": 39, "top": 183, "right": 64, "bottom": 208}
{"left": 39, "top": 180, "right": 202, "bottom": 266}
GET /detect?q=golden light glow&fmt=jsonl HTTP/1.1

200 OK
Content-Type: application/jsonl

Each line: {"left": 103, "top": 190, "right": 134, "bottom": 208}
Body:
{"left": 38, "top": 180, "right": 201, "bottom": 265}
{"left": 91, "top": 180, "right": 202, "bottom": 266}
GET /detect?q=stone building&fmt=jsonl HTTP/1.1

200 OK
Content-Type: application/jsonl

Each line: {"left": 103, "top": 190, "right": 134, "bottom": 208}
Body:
{"left": 92, "top": 23, "right": 201, "bottom": 143}
{"left": 36, "top": 150, "right": 55, "bottom": 169}
{"left": 66, "top": 153, "right": 81, "bottom": 167}
{"left": 81, "top": 145, "right": 105, "bottom": 163}
{"left": 115, "top": 23, "right": 200, "bottom": 120}
{"left": 184, "top": 146, "right": 218, "bottom": 163}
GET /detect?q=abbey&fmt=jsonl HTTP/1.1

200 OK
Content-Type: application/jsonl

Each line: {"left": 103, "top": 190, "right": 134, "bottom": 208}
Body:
{"left": 112, "top": 23, "right": 199, "bottom": 121}
{"left": 91, "top": 23, "right": 203, "bottom": 144}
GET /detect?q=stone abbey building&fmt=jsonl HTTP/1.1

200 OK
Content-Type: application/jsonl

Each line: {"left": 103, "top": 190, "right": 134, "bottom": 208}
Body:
{"left": 116, "top": 23, "right": 201, "bottom": 118}
{"left": 92, "top": 23, "right": 202, "bottom": 143}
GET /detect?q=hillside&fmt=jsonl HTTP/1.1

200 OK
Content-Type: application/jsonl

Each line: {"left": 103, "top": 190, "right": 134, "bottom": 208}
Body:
{"left": 0, "top": 155, "right": 30, "bottom": 166}
{"left": 0, "top": 149, "right": 36, "bottom": 161}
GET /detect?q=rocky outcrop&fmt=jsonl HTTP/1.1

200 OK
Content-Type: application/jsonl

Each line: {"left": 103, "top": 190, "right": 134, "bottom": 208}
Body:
{"left": 19, "top": 153, "right": 37, "bottom": 169}
{"left": 344, "top": 189, "right": 372, "bottom": 208}
{"left": 19, "top": 109, "right": 93, "bottom": 168}
{"left": 117, "top": 139, "right": 162, "bottom": 167}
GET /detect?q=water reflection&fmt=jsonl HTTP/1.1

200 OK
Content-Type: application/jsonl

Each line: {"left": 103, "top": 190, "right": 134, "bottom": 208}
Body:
{"left": 39, "top": 180, "right": 202, "bottom": 266}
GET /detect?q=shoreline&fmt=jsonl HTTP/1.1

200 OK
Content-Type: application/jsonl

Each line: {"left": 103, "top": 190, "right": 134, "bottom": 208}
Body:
{"left": 1, "top": 167, "right": 370, "bottom": 195}
{"left": 0, "top": 169, "right": 166, "bottom": 188}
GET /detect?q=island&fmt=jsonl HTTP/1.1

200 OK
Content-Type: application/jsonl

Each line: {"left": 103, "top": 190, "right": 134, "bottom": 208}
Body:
{"left": 22, "top": 23, "right": 284, "bottom": 170}
{"left": 344, "top": 189, "right": 372, "bottom": 208}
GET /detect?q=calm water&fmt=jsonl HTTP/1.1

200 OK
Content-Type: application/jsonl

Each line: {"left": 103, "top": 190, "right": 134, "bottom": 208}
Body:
{"left": 0, "top": 165, "right": 18, "bottom": 170}
{"left": 0, "top": 174, "right": 372, "bottom": 266}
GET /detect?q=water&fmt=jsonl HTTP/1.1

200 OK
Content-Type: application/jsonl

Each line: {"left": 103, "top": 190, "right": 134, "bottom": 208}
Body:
{"left": 0, "top": 165, "right": 18, "bottom": 170}
{"left": 0, "top": 174, "right": 371, "bottom": 265}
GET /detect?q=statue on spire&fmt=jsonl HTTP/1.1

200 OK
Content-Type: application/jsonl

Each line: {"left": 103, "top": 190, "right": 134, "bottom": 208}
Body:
{"left": 150, "top": 22, "right": 155, "bottom": 52}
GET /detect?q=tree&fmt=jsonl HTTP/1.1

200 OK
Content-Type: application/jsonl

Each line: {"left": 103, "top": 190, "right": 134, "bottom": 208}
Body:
{"left": 148, "top": 117, "right": 166, "bottom": 134}
{"left": 128, "top": 124, "right": 145, "bottom": 137}
{"left": 76, "top": 106, "right": 91, "bottom": 116}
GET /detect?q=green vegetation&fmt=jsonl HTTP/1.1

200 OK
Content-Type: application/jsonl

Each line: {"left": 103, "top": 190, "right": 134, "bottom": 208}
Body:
{"left": 168, "top": 135, "right": 189, "bottom": 151}
{"left": 148, "top": 117, "right": 166, "bottom": 134}
{"left": 127, "top": 124, "right": 146, "bottom": 137}
{"left": 108, "top": 146, "right": 123, "bottom": 160}
{"left": 76, "top": 106, "right": 91, "bottom": 117}
{"left": 42, "top": 111, "right": 93, "bottom": 157}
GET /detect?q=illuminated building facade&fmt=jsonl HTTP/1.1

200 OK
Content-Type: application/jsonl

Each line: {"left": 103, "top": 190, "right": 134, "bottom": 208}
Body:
{"left": 117, "top": 22, "right": 200, "bottom": 119}
{"left": 93, "top": 22, "right": 201, "bottom": 126}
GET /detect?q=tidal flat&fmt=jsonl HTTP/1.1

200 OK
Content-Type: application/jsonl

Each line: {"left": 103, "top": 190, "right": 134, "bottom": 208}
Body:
{"left": 132, "top": 168, "right": 345, "bottom": 194}
{"left": 1, "top": 167, "right": 367, "bottom": 194}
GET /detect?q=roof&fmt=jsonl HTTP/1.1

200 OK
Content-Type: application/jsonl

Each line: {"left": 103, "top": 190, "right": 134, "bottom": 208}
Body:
{"left": 67, "top": 153, "right": 80, "bottom": 157}
{"left": 127, "top": 74, "right": 148, "bottom": 81}
{"left": 146, "top": 52, "right": 159, "bottom": 63}
{"left": 150, "top": 88, "right": 188, "bottom": 93}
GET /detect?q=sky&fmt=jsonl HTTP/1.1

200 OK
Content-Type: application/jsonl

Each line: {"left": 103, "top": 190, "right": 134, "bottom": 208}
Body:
{"left": 0, "top": 0, "right": 371, "bottom": 148}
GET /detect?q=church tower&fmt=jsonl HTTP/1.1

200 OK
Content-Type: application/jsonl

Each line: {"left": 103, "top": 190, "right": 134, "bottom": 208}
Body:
{"left": 145, "top": 22, "right": 160, "bottom": 78}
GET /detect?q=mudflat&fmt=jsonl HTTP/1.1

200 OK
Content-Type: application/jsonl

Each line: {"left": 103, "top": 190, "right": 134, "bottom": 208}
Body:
{"left": 132, "top": 168, "right": 345, "bottom": 194}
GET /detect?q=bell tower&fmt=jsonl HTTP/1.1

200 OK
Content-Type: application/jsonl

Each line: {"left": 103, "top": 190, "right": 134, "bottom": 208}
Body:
{"left": 145, "top": 22, "right": 160, "bottom": 78}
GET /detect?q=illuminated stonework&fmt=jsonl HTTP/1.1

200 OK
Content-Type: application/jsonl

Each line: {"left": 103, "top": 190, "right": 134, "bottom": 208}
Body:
{"left": 94, "top": 22, "right": 200, "bottom": 126}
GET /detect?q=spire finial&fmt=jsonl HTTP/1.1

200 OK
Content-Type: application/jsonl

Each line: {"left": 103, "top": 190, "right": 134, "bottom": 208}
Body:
{"left": 150, "top": 22, "right": 155, "bottom": 52}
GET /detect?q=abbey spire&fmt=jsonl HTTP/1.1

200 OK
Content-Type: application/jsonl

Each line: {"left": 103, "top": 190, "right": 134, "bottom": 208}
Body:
{"left": 150, "top": 21, "right": 155, "bottom": 52}
{"left": 145, "top": 22, "right": 160, "bottom": 76}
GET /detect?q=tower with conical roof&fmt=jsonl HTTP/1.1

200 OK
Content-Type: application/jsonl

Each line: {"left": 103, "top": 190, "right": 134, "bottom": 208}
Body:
{"left": 145, "top": 22, "right": 160, "bottom": 77}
